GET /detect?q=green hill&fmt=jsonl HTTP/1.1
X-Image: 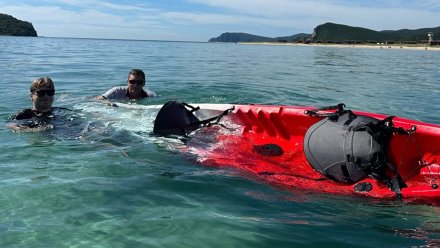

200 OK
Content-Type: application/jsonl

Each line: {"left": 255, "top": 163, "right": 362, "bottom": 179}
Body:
{"left": 312, "top": 22, "right": 440, "bottom": 43}
{"left": 0, "top": 13, "right": 37, "bottom": 36}
{"left": 312, "top": 23, "right": 391, "bottom": 42}
{"left": 209, "top": 23, "right": 439, "bottom": 44}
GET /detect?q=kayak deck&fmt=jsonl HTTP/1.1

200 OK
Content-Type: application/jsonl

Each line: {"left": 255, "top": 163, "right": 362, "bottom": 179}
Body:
{"left": 186, "top": 104, "right": 440, "bottom": 203}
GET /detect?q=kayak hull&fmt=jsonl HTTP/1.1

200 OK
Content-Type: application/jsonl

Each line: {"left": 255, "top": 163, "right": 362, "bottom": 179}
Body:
{"left": 184, "top": 104, "right": 440, "bottom": 203}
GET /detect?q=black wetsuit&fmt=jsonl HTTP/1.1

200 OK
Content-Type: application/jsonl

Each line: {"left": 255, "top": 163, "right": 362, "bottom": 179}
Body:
{"left": 9, "top": 107, "right": 69, "bottom": 128}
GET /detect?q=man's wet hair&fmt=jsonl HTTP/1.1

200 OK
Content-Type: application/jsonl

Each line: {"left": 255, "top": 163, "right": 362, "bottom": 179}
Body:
{"left": 30, "top": 77, "right": 54, "bottom": 92}
{"left": 128, "top": 69, "right": 145, "bottom": 82}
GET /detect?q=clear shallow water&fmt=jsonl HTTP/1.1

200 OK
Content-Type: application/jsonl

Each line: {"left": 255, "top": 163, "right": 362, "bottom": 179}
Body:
{"left": 1, "top": 36, "right": 440, "bottom": 247}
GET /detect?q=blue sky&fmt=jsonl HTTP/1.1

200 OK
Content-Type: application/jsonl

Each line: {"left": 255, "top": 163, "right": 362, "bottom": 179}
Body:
{"left": 1, "top": 0, "right": 439, "bottom": 41}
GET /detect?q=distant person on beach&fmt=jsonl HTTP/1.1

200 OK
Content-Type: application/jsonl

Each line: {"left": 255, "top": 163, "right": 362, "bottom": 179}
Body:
{"left": 7, "top": 77, "right": 69, "bottom": 132}
{"left": 95, "top": 69, "right": 156, "bottom": 101}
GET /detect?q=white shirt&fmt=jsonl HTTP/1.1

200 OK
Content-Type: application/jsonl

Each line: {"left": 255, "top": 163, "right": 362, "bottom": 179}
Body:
{"left": 101, "top": 87, "right": 156, "bottom": 100}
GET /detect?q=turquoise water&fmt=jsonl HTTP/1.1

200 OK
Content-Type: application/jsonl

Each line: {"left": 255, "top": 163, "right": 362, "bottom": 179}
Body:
{"left": 1, "top": 36, "right": 440, "bottom": 247}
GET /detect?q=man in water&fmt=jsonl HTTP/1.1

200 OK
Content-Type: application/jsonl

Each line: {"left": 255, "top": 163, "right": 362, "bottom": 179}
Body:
{"left": 7, "top": 77, "right": 65, "bottom": 132}
{"left": 96, "top": 69, "right": 156, "bottom": 100}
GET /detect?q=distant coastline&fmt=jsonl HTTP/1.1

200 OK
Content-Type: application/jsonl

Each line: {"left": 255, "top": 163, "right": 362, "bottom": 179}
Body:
{"left": 238, "top": 42, "right": 440, "bottom": 51}
{"left": 209, "top": 23, "right": 440, "bottom": 46}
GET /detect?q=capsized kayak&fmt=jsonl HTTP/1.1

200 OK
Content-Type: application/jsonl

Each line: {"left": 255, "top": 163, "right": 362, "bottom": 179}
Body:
{"left": 161, "top": 103, "right": 440, "bottom": 203}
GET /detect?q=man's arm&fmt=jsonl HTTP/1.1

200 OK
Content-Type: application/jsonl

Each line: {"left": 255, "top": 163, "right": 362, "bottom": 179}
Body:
{"left": 6, "top": 122, "right": 54, "bottom": 132}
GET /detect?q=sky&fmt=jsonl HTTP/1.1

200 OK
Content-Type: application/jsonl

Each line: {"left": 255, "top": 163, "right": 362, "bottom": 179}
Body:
{"left": 1, "top": 0, "right": 440, "bottom": 41}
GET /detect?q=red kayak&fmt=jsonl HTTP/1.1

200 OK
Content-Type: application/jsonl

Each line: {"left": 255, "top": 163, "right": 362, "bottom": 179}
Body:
{"left": 172, "top": 103, "right": 440, "bottom": 203}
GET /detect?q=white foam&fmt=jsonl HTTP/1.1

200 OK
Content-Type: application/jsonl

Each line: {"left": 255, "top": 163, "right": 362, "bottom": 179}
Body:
{"left": 74, "top": 102, "right": 159, "bottom": 138}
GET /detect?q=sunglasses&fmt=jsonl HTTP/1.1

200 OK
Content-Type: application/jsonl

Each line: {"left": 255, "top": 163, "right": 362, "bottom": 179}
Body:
{"left": 32, "top": 89, "right": 55, "bottom": 97}
{"left": 128, "top": 79, "right": 144, "bottom": 85}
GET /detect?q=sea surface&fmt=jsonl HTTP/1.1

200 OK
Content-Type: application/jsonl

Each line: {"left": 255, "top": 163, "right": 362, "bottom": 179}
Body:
{"left": 1, "top": 36, "right": 440, "bottom": 247}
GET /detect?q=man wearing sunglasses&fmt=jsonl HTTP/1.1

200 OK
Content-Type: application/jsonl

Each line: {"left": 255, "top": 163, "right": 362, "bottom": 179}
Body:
{"left": 96, "top": 69, "right": 156, "bottom": 100}
{"left": 7, "top": 77, "right": 63, "bottom": 131}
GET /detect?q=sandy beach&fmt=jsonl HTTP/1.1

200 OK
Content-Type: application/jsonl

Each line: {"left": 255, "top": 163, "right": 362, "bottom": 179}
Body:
{"left": 239, "top": 42, "right": 440, "bottom": 51}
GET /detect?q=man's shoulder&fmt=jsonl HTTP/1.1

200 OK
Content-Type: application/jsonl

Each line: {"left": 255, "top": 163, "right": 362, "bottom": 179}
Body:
{"left": 102, "top": 86, "right": 128, "bottom": 99}
{"left": 105, "top": 86, "right": 127, "bottom": 94}
{"left": 9, "top": 108, "right": 34, "bottom": 120}
{"left": 9, "top": 107, "right": 70, "bottom": 120}
{"left": 110, "top": 86, "right": 127, "bottom": 91}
